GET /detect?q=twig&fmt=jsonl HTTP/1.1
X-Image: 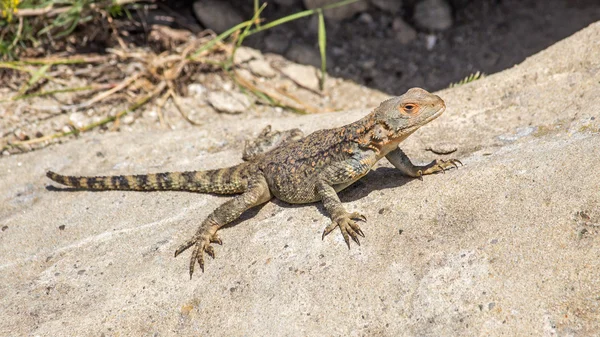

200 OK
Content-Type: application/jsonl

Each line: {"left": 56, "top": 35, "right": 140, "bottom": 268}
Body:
{"left": 10, "top": 85, "right": 110, "bottom": 100}
{"left": 156, "top": 90, "right": 171, "bottom": 128}
{"left": 14, "top": 5, "right": 71, "bottom": 17}
{"left": 11, "top": 81, "right": 167, "bottom": 146}
{"left": 62, "top": 72, "right": 141, "bottom": 110}
{"left": 233, "top": 71, "right": 311, "bottom": 114}
{"left": 166, "top": 85, "right": 201, "bottom": 125}
{"left": 7, "top": 54, "right": 110, "bottom": 65}
{"left": 9, "top": 17, "right": 24, "bottom": 49}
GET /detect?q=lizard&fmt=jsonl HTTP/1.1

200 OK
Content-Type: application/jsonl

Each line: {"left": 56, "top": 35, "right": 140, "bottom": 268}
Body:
{"left": 46, "top": 87, "right": 461, "bottom": 278}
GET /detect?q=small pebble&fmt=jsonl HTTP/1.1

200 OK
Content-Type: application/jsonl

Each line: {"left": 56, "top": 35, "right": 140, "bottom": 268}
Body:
{"left": 122, "top": 115, "right": 135, "bottom": 125}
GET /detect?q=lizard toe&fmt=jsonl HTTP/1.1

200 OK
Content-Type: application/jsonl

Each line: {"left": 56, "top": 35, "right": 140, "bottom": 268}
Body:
{"left": 349, "top": 211, "right": 367, "bottom": 222}
{"left": 175, "top": 229, "right": 218, "bottom": 279}
{"left": 322, "top": 221, "right": 338, "bottom": 240}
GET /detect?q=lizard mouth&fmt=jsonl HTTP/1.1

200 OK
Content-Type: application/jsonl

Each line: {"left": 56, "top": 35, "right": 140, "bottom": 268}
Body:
{"left": 430, "top": 104, "right": 446, "bottom": 120}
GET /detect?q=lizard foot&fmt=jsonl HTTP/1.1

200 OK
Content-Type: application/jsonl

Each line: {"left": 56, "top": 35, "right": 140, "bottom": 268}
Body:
{"left": 174, "top": 231, "right": 222, "bottom": 278}
{"left": 418, "top": 158, "right": 463, "bottom": 177}
{"left": 322, "top": 212, "right": 366, "bottom": 248}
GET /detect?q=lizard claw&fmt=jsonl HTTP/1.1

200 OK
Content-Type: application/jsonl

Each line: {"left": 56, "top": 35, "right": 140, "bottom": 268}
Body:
{"left": 421, "top": 158, "right": 463, "bottom": 175}
{"left": 322, "top": 212, "right": 366, "bottom": 248}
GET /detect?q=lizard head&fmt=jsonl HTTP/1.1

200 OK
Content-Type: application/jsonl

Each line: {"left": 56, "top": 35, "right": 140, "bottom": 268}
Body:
{"left": 372, "top": 87, "right": 446, "bottom": 140}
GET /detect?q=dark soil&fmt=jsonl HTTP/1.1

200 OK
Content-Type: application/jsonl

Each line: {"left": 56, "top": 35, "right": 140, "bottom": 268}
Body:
{"left": 158, "top": 0, "right": 600, "bottom": 95}
{"left": 242, "top": 0, "right": 600, "bottom": 94}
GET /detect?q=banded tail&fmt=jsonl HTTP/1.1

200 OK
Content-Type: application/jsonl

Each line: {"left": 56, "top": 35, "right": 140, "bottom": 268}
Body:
{"left": 46, "top": 163, "right": 251, "bottom": 194}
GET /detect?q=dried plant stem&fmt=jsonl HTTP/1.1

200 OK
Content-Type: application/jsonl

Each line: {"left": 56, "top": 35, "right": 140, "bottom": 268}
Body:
{"left": 11, "top": 81, "right": 167, "bottom": 147}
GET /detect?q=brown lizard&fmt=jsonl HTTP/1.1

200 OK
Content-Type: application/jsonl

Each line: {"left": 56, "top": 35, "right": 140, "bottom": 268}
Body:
{"left": 47, "top": 87, "right": 461, "bottom": 278}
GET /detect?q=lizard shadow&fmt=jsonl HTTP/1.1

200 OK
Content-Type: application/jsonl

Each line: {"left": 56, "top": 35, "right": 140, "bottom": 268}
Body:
{"left": 340, "top": 167, "right": 416, "bottom": 202}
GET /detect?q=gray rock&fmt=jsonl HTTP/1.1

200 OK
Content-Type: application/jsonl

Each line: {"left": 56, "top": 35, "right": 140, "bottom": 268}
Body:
{"left": 303, "top": 0, "right": 369, "bottom": 21}
{"left": 206, "top": 91, "right": 251, "bottom": 114}
{"left": 370, "top": 0, "right": 403, "bottom": 13}
{"left": 247, "top": 59, "right": 277, "bottom": 78}
{"left": 69, "top": 111, "right": 87, "bottom": 128}
{"left": 285, "top": 42, "right": 322, "bottom": 68}
{"left": 121, "top": 114, "right": 135, "bottom": 125}
{"left": 392, "top": 16, "right": 417, "bottom": 44}
{"left": 187, "top": 83, "right": 208, "bottom": 97}
{"left": 358, "top": 12, "right": 374, "bottom": 25}
{"left": 233, "top": 46, "right": 263, "bottom": 64}
{"left": 414, "top": 0, "right": 452, "bottom": 31}
{"left": 273, "top": 0, "right": 297, "bottom": 6}
{"left": 264, "top": 32, "right": 291, "bottom": 54}
{"left": 425, "top": 33, "right": 437, "bottom": 50}
{"left": 280, "top": 63, "right": 321, "bottom": 92}
{"left": 193, "top": 0, "right": 244, "bottom": 34}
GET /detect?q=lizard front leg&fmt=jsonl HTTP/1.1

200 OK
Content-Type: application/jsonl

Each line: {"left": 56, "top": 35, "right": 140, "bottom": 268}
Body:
{"left": 318, "top": 181, "right": 367, "bottom": 248}
{"left": 316, "top": 153, "right": 376, "bottom": 248}
{"left": 386, "top": 147, "right": 461, "bottom": 179}
{"left": 174, "top": 174, "right": 272, "bottom": 278}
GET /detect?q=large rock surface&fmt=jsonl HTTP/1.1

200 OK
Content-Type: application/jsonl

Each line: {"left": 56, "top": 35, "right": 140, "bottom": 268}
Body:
{"left": 1, "top": 22, "right": 599, "bottom": 336}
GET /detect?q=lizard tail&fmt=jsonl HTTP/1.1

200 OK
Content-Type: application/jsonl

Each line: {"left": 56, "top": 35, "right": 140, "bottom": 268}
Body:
{"left": 46, "top": 163, "right": 251, "bottom": 194}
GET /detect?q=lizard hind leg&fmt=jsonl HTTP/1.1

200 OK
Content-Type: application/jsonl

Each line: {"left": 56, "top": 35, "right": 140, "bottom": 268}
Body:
{"left": 242, "top": 125, "right": 304, "bottom": 161}
{"left": 174, "top": 174, "right": 272, "bottom": 278}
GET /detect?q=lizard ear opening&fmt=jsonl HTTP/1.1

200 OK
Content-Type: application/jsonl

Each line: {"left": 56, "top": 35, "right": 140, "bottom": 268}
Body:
{"left": 399, "top": 103, "right": 420, "bottom": 115}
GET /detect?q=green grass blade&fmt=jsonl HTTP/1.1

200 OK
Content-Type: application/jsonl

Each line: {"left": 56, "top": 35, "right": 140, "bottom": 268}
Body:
{"left": 253, "top": 0, "right": 261, "bottom": 29}
{"left": 237, "top": 2, "right": 266, "bottom": 48}
{"left": 322, "top": 0, "right": 359, "bottom": 10}
{"left": 190, "top": 19, "right": 254, "bottom": 59}
{"left": 249, "top": 9, "right": 314, "bottom": 35}
{"left": 317, "top": 9, "right": 326, "bottom": 91}
{"left": 248, "top": 0, "right": 359, "bottom": 35}
{"left": 17, "top": 63, "right": 50, "bottom": 96}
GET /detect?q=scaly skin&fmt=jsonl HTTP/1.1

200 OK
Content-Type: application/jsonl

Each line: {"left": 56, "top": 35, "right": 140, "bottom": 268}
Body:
{"left": 47, "top": 87, "right": 461, "bottom": 278}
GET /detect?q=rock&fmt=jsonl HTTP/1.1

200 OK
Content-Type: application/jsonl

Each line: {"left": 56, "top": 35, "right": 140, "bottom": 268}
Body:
{"left": 358, "top": 12, "right": 374, "bottom": 25}
{"left": 285, "top": 42, "right": 322, "bottom": 68}
{"left": 3, "top": 21, "right": 600, "bottom": 337}
{"left": 264, "top": 31, "right": 291, "bottom": 54}
{"left": 233, "top": 46, "right": 262, "bottom": 64}
{"left": 392, "top": 17, "right": 417, "bottom": 44}
{"left": 13, "top": 129, "right": 29, "bottom": 141}
{"left": 280, "top": 63, "right": 321, "bottom": 91}
{"left": 413, "top": 0, "right": 452, "bottom": 31}
{"left": 303, "top": 0, "right": 369, "bottom": 21}
{"left": 187, "top": 83, "right": 208, "bottom": 97}
{"left": 273, "top": 0, "right": 297, "bottom": 6}
{"left": 247, "top": 59, "right": 277, "bottom": 78}
{"left": 122, "top": 114, "right": 135, "bottom": 125}
{"left": 370, "top": 0, "right": 402, "bottom": 13}
{"left": 425, "top": 33, "right": 437, "bottom": 50}
{"left": 206, "top": 91, "right": 252, "bottom": 114}
{"left": 69, "top": 111, "right": 86, "bottom": 128}
{"left": 193, "top": 0, "right": 244, "bottom": 34}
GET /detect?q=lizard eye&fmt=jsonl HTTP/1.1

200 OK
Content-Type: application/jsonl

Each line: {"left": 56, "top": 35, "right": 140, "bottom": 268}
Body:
{"left": 400, "top": 103, "right": 419, "bottom": 115}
